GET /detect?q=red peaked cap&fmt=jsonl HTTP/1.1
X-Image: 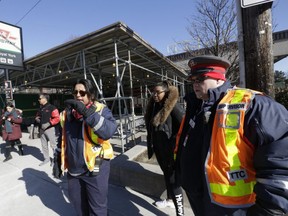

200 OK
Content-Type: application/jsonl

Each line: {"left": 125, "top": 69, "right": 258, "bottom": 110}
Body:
{"left": 187, "top": 55, "right": 231, "bottom": 81}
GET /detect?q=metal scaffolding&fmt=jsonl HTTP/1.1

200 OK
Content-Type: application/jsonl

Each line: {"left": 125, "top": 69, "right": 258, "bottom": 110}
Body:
{"left": 1, "top": 21, "right": 187, "bottom": 153}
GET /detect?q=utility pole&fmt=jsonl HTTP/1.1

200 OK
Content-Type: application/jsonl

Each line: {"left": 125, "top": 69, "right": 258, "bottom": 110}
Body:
{"left": 241, "top": 2, "right": 275, "bottom": 97}
{"left": 236, "top": 0, "right": 246, "bottom": 88}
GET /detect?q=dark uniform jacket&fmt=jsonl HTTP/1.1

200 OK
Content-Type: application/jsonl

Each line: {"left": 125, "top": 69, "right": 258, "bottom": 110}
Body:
{"left": 36, "top": 103, "right": 60, "bottom": 129}
{"left": 59, "top": 102, "right": 117, "bottom": 175}
{"left": 176, "top": 81, "right": 288, "bottom": 216}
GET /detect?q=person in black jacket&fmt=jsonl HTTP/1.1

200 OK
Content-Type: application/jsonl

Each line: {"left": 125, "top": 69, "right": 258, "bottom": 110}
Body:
{"left": 35, "top": 94, "right": 60, "bottom": 166}
{"left": 145, "top": 80, "right": 185, "bottom": 216}
{"left": 176, "top": 55, "right": 288, "bottom": 216}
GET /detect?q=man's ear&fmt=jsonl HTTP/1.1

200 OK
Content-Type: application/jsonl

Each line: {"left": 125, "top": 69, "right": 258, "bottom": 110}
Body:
{"left": 216, "top": 79, "right": 224, "bottom": 86}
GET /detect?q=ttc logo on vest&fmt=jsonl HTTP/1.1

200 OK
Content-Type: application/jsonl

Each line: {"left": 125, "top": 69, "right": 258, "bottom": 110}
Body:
{"left": 227, "top": 169, "right": 248, "bottom": 182}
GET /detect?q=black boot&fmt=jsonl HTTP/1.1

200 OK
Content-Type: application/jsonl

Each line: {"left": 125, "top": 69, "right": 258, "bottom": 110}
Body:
{"left": 4, "top": 142, "right": 12, "bottom": 162}
{"left": 18, "top": 145, "right": 24, "bottom": 155}
{"left": 14, "top": 140, "right": 24, "bottom": 156}
{"left": 3, "top": 155, "right": 12, "bottom": 162}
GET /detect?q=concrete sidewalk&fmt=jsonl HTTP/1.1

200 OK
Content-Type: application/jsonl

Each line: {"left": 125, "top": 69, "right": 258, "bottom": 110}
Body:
{"left": 0, "top": 132, "right": 193, "bottom": 216}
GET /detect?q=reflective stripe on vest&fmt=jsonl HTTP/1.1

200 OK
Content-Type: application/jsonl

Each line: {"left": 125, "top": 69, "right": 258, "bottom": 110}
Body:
{"left": 83, "top": 120, "right": 114, "bottom": 171}
{"left": 206, "top": 88, "right": 261, "bottom": 208}
{"left": 60, "top": 101, "right": 114, "bottom": 172}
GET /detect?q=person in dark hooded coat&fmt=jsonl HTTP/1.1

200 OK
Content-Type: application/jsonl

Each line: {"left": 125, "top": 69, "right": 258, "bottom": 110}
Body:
{"left": 145, "top": 80, "right": 185, "bottom": 216}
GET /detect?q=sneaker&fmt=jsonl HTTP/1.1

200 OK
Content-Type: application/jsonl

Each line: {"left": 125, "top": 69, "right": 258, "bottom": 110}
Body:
{"left": 3, "top": 155, "right": 12, "bottom": 162}
{"left": 155, "top": 199, "right": 175, "bottom": 209}
{"left": 39, "top": 159, "right": 50, "bottom": 166}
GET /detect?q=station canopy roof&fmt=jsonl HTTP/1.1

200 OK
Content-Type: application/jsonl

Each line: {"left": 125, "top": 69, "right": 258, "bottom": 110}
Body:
{"left": 2, "top": 21, "right": 187, "bottom": 96}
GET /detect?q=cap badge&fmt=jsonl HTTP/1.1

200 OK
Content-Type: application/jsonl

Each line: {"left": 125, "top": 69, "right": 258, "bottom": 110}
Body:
{"left": 188, "top": 60, "right": 197, "bottom": 68}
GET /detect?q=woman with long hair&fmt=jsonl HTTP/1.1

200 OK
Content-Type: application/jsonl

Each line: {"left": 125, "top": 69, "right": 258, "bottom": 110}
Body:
{"left": 145, "top": 80, "right": 185, "bottom": 216}
{"left": 53, "top": 79, "right": 117, "bottom": 215}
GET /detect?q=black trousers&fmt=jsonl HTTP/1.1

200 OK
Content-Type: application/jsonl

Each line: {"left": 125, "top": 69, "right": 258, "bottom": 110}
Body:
{"left": 67, "top": 160, "right": 110, "bottom": 216}
{"left": 153, "top": 132, "right": 184, "bottom": 215}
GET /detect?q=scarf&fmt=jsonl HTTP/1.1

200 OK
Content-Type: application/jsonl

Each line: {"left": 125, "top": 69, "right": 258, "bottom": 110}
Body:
{"left": 4, "top": 109, "right": 18, "bottom": 133}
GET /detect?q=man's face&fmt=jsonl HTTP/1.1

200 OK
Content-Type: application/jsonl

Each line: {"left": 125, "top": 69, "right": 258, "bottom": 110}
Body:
{"left": 38, "top": 96, "right": 47, "bottom": 105}
{"left": 190, "top": 76, "right": 219, "bottom": 100}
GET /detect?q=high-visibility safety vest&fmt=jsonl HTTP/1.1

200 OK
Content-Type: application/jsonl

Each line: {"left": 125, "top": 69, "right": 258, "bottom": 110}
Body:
{"left": 60, "top": 101, "right": 114, "bottom": 172}
{"left": 206, "top": 88, "right": 262, "bottom": 208}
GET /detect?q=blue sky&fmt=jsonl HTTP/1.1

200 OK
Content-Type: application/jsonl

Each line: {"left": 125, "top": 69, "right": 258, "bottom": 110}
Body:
{"left": 0, "top": 0, "right": 287, "bottom": 71}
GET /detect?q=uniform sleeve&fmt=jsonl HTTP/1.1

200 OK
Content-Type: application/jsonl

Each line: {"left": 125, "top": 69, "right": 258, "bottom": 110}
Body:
{"left": 245, "top": 95, "right": 288, "bottom": 214}
{"left": 85, "top": 106, "right": 117, "bottom": 140}
{"left": 171, "top": 103, "right": 185, "bottom": 124}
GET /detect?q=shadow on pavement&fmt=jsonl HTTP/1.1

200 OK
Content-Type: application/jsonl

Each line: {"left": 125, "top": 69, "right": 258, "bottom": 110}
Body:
{"left": 20, "top": 143, "right": 44, "bottom": 161}
{"left": 108, "top": 184, "right": 170, "bottom": 216}
{"left": 0, "top": 141, "right": 43, "bottom": 161}
{"left": 19, "top": 168, "right": 76, "bottom": 216}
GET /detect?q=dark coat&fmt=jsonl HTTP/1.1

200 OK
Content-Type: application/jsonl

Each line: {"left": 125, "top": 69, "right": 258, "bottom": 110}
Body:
{"left": 145, "top": 85, "right": 184, "bottom": 161}
{"left": 1, "top": 109, "right": 23, "bottom": 141}
{"left": 58, "top": 102, "right": 117, "bottom": 175}
{"left": 177, "top": 81, "right": 288, "bottom": 216}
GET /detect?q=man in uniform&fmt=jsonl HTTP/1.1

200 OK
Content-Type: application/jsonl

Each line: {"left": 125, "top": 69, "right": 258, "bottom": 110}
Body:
{"left": 176, "top": 55, "right": 288, "bottom": 215}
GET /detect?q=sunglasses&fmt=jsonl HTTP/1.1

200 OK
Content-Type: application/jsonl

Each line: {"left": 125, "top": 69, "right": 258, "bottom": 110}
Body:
{"left": 153, "top": 90, "right": 165, "bottom": 96}
{"left": 72, "top": 90, "right": 87, "bottom": 97}
{"left": 190, "top": 76, "right": 208, "bottom": 85}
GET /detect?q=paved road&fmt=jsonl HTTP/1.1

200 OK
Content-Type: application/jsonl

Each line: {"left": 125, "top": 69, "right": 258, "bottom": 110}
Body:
{"left": 0, "top": 132, "right": 193, "bottom": 216}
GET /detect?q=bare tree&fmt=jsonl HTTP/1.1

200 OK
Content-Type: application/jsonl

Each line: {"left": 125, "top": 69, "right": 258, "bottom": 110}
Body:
{"left": 183, "top": 0, "right": 239, "bottom": 84}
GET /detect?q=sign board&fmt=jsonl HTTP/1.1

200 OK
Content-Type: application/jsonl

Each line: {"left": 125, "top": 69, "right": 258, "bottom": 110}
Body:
{"left": 0, "top": 21, "right": 24, "bottom": 70}
{"left": 4, "top": 80, "right": 12, "bottom": 89}
{"left": 241, "top": 0, "right": 274, "bottom": 8}
{"left": 5, "top": 90, "right": 13, "bottom": 100}
{"left": 4, "top": 80, "right": 13, "bottom": 100}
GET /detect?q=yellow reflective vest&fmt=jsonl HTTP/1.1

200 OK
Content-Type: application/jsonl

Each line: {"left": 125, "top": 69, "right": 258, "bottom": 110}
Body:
{"left": 206, "top": 88, "right": 262, "bottom": 208}
{"left": 60, "top": 101, "right": 114, "bottom": 172}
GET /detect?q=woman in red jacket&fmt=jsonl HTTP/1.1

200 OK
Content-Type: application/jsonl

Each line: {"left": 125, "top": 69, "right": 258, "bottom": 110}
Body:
{"left": 1, "top": 102, "right": 23, "bottom": 162}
